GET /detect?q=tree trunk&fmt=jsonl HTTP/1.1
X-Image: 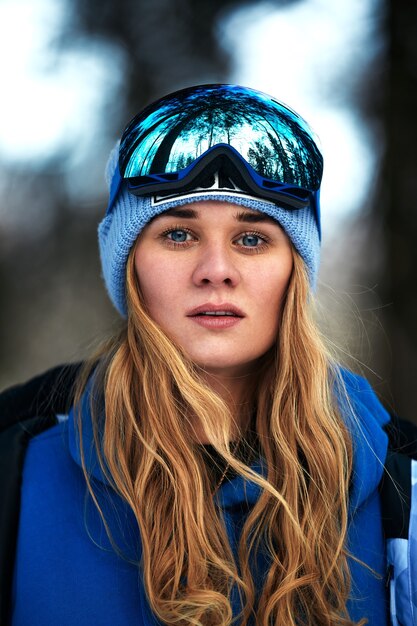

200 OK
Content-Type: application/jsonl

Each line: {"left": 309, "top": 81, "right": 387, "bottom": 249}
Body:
{"left": 381, "top": 0, "right": 417, "bottom": 418}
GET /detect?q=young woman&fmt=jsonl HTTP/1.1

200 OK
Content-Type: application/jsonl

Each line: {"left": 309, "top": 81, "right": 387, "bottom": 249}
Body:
{"left": 8, "top": 85, "right": 394, "bottom": 625}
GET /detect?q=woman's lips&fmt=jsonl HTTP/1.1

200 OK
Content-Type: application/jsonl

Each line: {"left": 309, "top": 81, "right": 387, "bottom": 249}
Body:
{"left": 187, "top": 304, "right": 244, "bottom": 329}
{"left": 189, "top": 314, "right": 243, "bottom": 329}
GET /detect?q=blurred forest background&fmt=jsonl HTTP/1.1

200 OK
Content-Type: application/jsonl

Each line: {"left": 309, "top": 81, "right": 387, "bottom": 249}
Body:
{"left": 0, "top": 0, "right": 416, "bottom": 420}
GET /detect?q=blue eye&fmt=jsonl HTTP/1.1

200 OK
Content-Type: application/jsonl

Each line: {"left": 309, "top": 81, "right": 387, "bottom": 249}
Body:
{"left": 168, "top": 229, "right": 188, "bottom": 242}
{"left": 241, "top": 234, "right": 261, "bottom": 247}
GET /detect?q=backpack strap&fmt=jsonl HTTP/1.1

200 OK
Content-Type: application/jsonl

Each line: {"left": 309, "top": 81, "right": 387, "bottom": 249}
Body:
{"left": 380, "top": 450, "right": 411, "bottom": 538}
{"left": 380, "top": 416, "right": 417, "bottom": 538}
{"left": 0, "top": 363, "right": 82, "bottom": 625}
{"left": 384, "top": 415, "right": 417, "bottom": 460}
{"left": 381, "top": 417, "right": 417, "bottom": 626}
{"left": 0, "top": 363, "right": 83, "bottom": 433}
{"left": 0, "top": 415, "right": 56, "bottom": 623}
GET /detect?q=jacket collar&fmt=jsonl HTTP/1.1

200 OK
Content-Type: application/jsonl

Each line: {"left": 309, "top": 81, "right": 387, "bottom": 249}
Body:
{"left": 68, "top": 368, "right": 390, "bottom": 512}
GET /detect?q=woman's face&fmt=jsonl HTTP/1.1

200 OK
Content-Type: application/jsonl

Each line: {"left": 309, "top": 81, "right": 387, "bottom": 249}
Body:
{"left": 134, "top": 201, "right": 293, "bottom": 378}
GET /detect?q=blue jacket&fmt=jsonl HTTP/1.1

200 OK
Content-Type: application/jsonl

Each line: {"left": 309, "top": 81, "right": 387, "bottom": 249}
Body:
{"left": 11, "top": 370, "right": 390, "bottom": 625}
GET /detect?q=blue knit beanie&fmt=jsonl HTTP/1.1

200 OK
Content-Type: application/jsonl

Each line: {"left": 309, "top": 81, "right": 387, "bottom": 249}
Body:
{"left": 98, "top": 142, "right": 320, "bottom": 318}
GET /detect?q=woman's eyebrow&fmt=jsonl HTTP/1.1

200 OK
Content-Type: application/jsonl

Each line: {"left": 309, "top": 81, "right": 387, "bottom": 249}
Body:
{"left": 161, "top": 208, "right": 198, "bottom": 219}
{"left": 234, "top": 211, "right": 276, "bottom": 224}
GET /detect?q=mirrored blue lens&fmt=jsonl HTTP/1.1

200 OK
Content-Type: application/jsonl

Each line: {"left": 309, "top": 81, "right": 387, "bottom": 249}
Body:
{"left": 119, "top": 84, "right": 323, "bottom": 194}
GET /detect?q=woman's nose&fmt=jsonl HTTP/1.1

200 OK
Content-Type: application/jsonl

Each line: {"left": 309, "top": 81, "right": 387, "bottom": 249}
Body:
{"left": 191, "top": 242, "right": 241, "bottom": 287}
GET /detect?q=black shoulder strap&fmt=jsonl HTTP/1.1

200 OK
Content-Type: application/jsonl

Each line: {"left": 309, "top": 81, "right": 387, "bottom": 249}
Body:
{"left": 0, "top": 363, "right": 82, "bottom": 625}
{"left": 0, "top": 416, "right": 56, "bottom": 623}
{"left": 384, "top": 415, "right": 417, "bottom": 459}
{"left": 379, "top": 450, "right": 412, "bottom": 539}
{"left": 0, "top": 363, "right": 83, "bottom": 433}
{"left": 379, "top": 416, "right": 417, "bottom": 541}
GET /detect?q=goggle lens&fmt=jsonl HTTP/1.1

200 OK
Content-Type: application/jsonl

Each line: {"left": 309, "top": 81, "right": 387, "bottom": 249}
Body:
{"left": 119, "top": 84, "right": 323, "bottom": 196}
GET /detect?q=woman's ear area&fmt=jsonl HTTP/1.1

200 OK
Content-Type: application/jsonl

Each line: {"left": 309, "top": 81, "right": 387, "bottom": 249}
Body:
{"left": 129, "top": 226, "right": 151, "bottom": 279}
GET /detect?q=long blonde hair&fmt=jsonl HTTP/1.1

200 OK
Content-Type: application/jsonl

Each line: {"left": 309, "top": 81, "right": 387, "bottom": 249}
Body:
{"left": 75, "top": 248, "right": 364, "bottom": 626}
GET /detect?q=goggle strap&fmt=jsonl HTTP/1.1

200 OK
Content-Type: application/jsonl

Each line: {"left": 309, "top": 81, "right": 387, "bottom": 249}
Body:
{"left": 106, "top": 166, "right": 123, "bottom": 215}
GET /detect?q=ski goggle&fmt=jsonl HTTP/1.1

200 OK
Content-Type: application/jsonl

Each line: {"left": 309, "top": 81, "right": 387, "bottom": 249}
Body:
{"left": 107, "top": 84, "right": 323, "bottom": 236}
